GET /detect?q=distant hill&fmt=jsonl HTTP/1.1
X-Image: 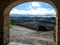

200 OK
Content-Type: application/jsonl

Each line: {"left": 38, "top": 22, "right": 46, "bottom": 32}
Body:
{"left": 10, "top": 14, "right": 56, "bottom": 17}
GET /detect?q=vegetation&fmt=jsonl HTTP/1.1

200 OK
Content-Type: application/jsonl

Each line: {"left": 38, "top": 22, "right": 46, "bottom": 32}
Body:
{"left": 9, "top": 17, "right": 56, "bottom": 31}
{"left": 9, "top": 18, "right": 14, "bottom": 29}
{"left": 37, "top": 25, "right": 49, "bottom": 31}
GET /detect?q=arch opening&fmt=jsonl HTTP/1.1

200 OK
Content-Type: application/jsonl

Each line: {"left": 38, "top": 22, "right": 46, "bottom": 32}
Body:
{"left": 4, "top": 0, "right": 58, "bottom": 45}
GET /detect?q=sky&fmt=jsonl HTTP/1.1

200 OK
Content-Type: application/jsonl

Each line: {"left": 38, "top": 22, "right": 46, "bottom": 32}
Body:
{"left": 10, "top": 2, "right": 56, "bottom": 17}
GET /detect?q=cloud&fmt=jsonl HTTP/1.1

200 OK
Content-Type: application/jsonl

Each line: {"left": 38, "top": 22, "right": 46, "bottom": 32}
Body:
{"left": 10, "top": 8, "right": 56, "bottom": 15}
{"left": 10, "top": 2, "right": 56, "bottom": 15}
{"left": 31, "top": 2, "right": 41, "bottom": 7}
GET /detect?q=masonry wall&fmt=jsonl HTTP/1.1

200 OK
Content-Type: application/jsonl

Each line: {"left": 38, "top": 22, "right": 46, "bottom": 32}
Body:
{"left": 0, "top": 0, "right": 60, "bottom": 45}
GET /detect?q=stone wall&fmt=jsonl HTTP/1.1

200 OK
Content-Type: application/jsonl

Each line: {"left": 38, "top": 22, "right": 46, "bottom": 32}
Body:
{"left": 0, "top": 0, "right": 60, "bottom": 45}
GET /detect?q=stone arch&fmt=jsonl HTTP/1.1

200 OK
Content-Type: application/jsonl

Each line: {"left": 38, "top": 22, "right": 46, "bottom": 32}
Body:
{"left": 3, "top": 0, "right": 58, "bottom": 45}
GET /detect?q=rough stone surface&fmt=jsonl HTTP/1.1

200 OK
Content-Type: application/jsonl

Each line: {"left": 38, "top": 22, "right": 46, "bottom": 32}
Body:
{"left": 9, "top": 25, "right": 55, "bottom": 45}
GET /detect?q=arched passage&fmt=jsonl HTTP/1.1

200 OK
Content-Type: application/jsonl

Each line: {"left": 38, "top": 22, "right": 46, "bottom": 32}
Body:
{"left": 4, "top": 0, "right": 58, "bottom": 45}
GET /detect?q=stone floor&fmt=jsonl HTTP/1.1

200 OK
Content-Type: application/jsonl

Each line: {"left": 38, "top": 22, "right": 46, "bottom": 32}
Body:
{"left": 8, "top": 25, "right": 55, "bottom": 45}
{"left": 7, "top": 42, "right": 31, "bottom": 45}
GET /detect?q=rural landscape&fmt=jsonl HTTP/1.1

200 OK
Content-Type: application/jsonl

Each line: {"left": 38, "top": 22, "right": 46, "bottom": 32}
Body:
{"left": 10, "top": 15, "right": 56, "bottom": 31}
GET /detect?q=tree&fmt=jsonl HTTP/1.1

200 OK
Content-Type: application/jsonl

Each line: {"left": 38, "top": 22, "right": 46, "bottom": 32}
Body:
{"left": 37, "top": 25, "right": 49, "bottom": 31}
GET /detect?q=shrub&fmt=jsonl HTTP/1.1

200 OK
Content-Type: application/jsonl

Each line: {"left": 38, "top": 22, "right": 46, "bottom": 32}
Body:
{"left": 37, "top": 25, "right": 49, "bottom": 31}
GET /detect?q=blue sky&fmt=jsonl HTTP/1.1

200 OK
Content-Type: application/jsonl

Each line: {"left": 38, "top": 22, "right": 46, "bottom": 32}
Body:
{"left": 10, "top": 2, "right": 56, "bottom": 17}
